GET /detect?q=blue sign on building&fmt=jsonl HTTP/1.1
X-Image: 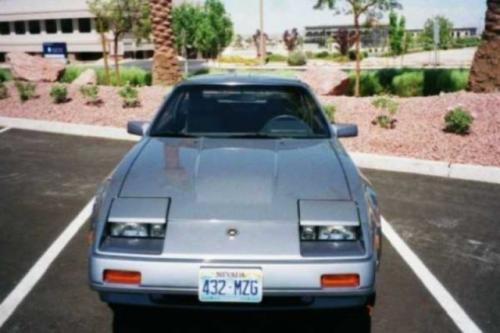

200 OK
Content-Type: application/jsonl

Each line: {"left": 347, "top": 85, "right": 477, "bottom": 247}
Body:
{"left": 43, "top": 43, "right": 67, "bottom": 60}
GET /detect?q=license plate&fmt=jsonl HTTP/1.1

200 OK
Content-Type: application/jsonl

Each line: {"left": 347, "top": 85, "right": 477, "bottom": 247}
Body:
{"left": 198, "top": 268, "right": 263, "bottom": 303}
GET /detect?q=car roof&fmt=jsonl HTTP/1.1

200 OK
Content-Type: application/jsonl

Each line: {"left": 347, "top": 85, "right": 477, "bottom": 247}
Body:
{"left": 179, "top": 74, "right": 308, "bottom": 88}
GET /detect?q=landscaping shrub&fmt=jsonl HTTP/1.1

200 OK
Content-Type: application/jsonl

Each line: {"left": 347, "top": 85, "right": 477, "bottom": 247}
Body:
{"left": 315, "top": 51, "right": 330, "bottom": 59}
{"left": 391, "top": 72, "right": 424, "bottom": 97}
{"left": 15, "top": 81, "right": 36, "bottom": 102}
{"left": 80, "top": 84, "right": 101, "bottom": 105}
{"left": 119, "top": 82, "right": 140, "bottom": 108}
{"left": 60, "top": 66, "right": 86, "bottom": 83}
{"left": 0, "top": 69, "right": 12, "bottom": 82}
{"left": 322, "top": 104, "right": 336, "bottom": 122}
{"left": 444, "top": 106, "right": 473, "bottom": 134}
{"left": 423, "top": 69, "right": 469, "bottom": 95}
{"left": 371, "top": 96, "right": 399, "bottom": 129}
{"left": 50, "top": 84, "right": 68, "bottom": 104}
{"left": 287, "top": 51, "right": 307, "bottom": 66}
{"left": 97, "top": 67, "right": 152, "bottom": 87}
{"left": 267, "top": 53, "right": 288, "bottom": 62}
{"left": 0, "top": 82, "right": 8, "bottom": 99}
{"left": 348, "top": 50, "right": 366, "bottom": 61}
{"left": 218, "top": 55, "right": 260, "bottom": 66}
{"left": 348, "top": 72, "right": 383, "bottom": 97}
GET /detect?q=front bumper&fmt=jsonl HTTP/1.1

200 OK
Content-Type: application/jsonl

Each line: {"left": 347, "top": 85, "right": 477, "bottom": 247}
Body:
{"left": 89, "top": 253, "right": 376, "bottom": 309}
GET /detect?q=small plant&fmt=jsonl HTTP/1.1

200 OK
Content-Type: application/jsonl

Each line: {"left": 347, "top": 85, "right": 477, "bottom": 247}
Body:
{"left": 50, "top": 84, "right": 68, "bottom": 104}
{"left": 322, "top": 104, "right": 336, "bottom": 122}
{"left": 444, "top": 106, "right": 473, "bottom": 135}
{"left": 15, "top": 81, "right": 36, "bottom": 102}
{"left": 118, "top": 82, "right": 140, "bottom": 108}
{"left": 0, "top": 82, "right": 8, "bottom": 99}
{"left": 287, "top": 51, "right": 307, "bottom": 66}
{"left": 80, "top": 84, "right": 101, "bottom": 105}
{"left": 371, "top": 96, "right": 399, "bottom": 129}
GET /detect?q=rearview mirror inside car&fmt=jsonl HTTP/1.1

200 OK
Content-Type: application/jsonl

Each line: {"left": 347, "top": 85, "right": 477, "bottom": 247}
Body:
{"left": 127, "top": 121, "right": 150, "bottom": 136}
{"left": 333, "top": 123, "right": 358, "bottom": 138}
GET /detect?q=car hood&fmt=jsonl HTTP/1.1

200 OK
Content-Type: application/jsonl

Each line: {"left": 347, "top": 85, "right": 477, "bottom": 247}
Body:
{"left": 120, "top": 137, "right": 351, "bottom": 224}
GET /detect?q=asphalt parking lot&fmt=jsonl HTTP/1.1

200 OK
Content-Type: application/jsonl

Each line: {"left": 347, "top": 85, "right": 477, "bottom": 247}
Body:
{"left": 0, "top": 128, "right": 498, "bottom": 333}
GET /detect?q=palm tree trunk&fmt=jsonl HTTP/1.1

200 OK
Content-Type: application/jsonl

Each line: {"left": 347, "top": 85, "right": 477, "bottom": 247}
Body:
{"left": 468, "top": 0, "right": 500, "bottom": 92}
{"left": 149, "top": 0, "right": 181, "bottom": 85}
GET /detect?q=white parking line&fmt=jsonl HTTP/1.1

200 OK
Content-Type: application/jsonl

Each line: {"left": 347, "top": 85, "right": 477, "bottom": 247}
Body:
{"left": 0, "top": 127, "right": 10, "bottom": 134}
{"left": 0, "top": 199, "right": 94, "bottom": 328}
{"left": 381, "top": 217, "right": 482, "bottom": 333}
{"left": 0, "top": 203, "right": 483, "bottom": 332}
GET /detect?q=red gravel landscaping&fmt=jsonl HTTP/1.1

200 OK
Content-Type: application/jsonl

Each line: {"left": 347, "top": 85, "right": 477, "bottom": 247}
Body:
{"left": 1, "top": 82, "right": 499, "bottom": 167}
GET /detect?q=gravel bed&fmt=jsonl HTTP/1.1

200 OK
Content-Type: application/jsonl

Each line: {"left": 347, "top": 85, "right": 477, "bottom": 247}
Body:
{"left": 1, "top": 82, "right": 499, "bottom": 167}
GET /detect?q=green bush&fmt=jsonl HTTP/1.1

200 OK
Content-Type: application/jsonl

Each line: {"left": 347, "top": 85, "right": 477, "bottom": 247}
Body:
{"left": 80, "top": 84, "right": 100, "bottom": 105}
{"left": 444, "top": 106, "right": 473, "bottom": 134}
{"left": 315, "top": 51, "right": 330, "bottom": 59}
{"left": 371, "top": 96, "right": 399, "bottom": 129}
{"left": 0, "top": 69, "right": 12, "bottom": 82}
{"left": 267, "top": 53, "right": 288, "bottom": 62}
{"left": 0, "top": 82, "right": 8, "bottom": 99}
{"left": 50, "top": 84, "right": 68, "bottom": 104}
{"left": 15, "top": 81, "right": 36, "bottom": 102}
{"left": 118, "top": 82, "right": 140, "bottom": 108}
{"left": 322, "top": 104, "right": 336, "bottom": 122}
{"left": 391, "top": 72, "right": 424, "bottom": 97}
{"left": 97, "top": 67, "right": 152, "bottom": 87}
{"left": 348, "top": 50, "right": 366, "bottom": 61}
{"left": 348, "top": 72, "right": 383, "bottom": 96}
{"left": 60, "top": 66, "right": 86, "bottom": 83}
{"left": 287, "top": 51, "right": 307, "bottom": 66}
{"left": 423, "top": 69, "right": 469, "bottom": 95}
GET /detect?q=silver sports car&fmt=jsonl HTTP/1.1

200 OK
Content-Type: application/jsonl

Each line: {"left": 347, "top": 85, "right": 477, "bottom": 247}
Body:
{"left": 88, "top": 75, "right": 381, "bottom": 310}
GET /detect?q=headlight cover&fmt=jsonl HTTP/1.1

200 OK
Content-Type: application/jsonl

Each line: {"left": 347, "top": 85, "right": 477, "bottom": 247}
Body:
{"left": 300, "top": 226, "right": 359, "bottom": 241}
{"left": 109, "top": 223, "right": 166, "bottom": 239}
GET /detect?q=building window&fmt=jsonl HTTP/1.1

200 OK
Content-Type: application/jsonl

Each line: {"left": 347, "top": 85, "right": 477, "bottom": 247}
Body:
{"left": 45, "top": 20, "right": 57, "bottom": 34}
{"left": 28, "top": 20, "right": 41, "bottom": 34}
{"left": 0, "top": 22, "right": 10, "bottom": 35}
{"left": 78, "top": 18, "right": 91, "bottom": 33}
{"left": 60, "top": 19, "right": 73, "bottom": 33}
{"left": 14, "top": 21, "right": 26, "bottom": 35}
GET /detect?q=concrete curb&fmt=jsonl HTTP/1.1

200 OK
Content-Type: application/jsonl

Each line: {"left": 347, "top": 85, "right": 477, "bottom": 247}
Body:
{"left": 351, "top": 152, "right": 500, "bottom": 185}
{"left": 0, "top": 116, "right": 139, "bottom": 142}
{"left": 1, "top": 116, "right": 499, "bottom": 185}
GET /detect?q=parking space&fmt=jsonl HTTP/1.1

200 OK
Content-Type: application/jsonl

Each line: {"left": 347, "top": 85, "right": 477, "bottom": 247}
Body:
{"left": 364, "top": 170, "right": 500, "bottom": 333}
{"left": 0, "top": 129, "right": 497, "bottom": 332}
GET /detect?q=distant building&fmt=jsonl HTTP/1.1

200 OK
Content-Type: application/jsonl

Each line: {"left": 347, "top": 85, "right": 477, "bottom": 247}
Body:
{"left": 305, "top": 25, "right": 479, "bottom": 49}
{"left": 0, "top": 0, "right": 153, "bottom": 62}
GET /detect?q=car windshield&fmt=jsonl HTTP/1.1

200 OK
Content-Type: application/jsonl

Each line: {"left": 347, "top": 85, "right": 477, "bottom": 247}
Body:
{"left": 150, "top": 85, "right": 330, "bottom": 139}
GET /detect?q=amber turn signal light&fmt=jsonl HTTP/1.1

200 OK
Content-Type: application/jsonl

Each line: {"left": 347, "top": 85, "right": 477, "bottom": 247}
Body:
{"left": 321, "top": 274, "right": 359, "bottom": 288}
{"left": 104, "top": 270, "right": 141, "bottom": 285}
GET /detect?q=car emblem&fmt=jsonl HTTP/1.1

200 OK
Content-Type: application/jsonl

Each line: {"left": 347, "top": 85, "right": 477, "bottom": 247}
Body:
{"left": 227, "top": 228, "right": 239, "bottom": 238}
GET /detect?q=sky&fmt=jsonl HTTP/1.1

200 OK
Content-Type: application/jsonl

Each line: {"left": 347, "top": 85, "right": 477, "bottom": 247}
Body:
{"left": 217, "top": 0, "right": 487, "bottom": 36}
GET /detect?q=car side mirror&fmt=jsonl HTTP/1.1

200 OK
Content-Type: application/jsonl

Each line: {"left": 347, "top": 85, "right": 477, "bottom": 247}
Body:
{"left": 127, "top": 121, "right": 150, "bottom": 136}
{"left": 333, "top": 123, "right": 358, "bottom": 138}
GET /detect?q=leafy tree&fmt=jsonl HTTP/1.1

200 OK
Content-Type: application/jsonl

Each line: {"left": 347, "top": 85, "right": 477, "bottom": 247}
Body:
{"left": 334, "top": 28, "right": 357, "bottom": 56}
{"left": 172, "top": 3, "right": 204, "bottom": 58}
{"left": 422, "top": 16, "right": 454, "bottom": 50}
{"left": 388, "top": 11, "right": 406, "bottom": 56}
{"left": 87, "top": 0, "right": 111, "bottom": 84}
{"left": 195, "top": 0, "right": 234, "bottom": 59}
{"left": 313, "top": 0, "right": 401, "bottom": 97}
{"left": 88, "top": 0, "right": 151, "bottom": 82}
{"left": 283, "top": 28, "right": 300, "bottom": 52}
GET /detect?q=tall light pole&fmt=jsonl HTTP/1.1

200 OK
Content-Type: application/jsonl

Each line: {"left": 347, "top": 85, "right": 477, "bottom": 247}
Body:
{"left": 259, "top": 0, "right": 265, "bottom": 65}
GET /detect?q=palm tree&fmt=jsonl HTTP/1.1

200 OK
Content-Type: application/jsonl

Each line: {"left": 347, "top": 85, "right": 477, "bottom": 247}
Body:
{"left": 149, "top": 0, "right": 181, "bottom": 85}
{"left": 469, "top": 0, "right": 500, "bottom": 92}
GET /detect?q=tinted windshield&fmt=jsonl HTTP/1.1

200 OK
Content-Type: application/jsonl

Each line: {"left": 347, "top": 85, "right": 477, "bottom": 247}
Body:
{"left": 150, "top": 85, "right": 330, "bottom": 138}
